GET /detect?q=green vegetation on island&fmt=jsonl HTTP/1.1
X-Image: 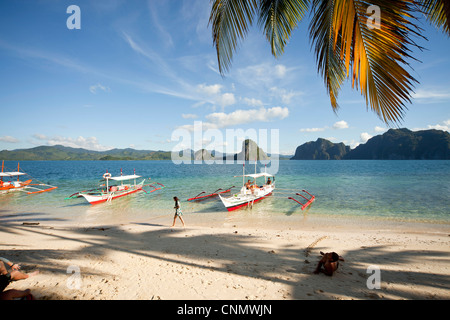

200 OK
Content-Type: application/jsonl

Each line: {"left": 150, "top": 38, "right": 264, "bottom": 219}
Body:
{"left": 1, "top": 129, "right": 448, "bottom": 161}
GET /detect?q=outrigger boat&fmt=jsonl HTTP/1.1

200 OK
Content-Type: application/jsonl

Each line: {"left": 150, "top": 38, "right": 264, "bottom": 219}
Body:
{"left": 187, "top": 186, "right": 235, "bottom": 202}
{"left": 186, "top": 163, "right": 315, "bottom": 212}
{"left": 0, "top": 161, "right": 58, "bottom": 195}
{"left": 66, "top": 169, "right": 165, "bottom": 205}
{"left": 288, "top": 190, "right": 315, "bottom": 211}
{"left": 219, "top": 164, "right": 275, "bottom": 211}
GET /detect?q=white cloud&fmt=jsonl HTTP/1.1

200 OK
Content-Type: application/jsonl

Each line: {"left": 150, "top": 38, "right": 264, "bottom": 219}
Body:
{"left": 427, "top": 124, "right": 448, "bottom": 131}
{"left": 429, "top": 119, "right": 450, "bottom": 131}
{"left": 206, "top": 106, "right": 289, "bottom": 128}
{"left": 89, "top": 83, "right": 111, "bottom": 94}
{"left": 274, "top": 64, "right": 287, "bottom": 78}
{"left": 122, "top": 31, "right": 185, "bottom": 88}
{"left": 299, "top": 127, "right": 325, "bottom": 133}
{"left": 303, "top": 121, "right": 348, "bottom": 133}
{"left": 218, "top": 93, "right": 236, "bottom": 108}
{"left": 270, "top": 87, "right": 303, "bottom": 104}
{"left": 243, "top": 97, "right": 264, "bottom": 107}
{"left": 300, "top": 120, "right": 349, "bottom": 134}
{"left": 32, "top": 134, "right": 47, "bottom": 140}
{"left": 374, "top": 126, "right": 387, "bottom": 133}
{"left": 0, "top": 136, "right": 20, "bottom": 143}
{"left": 51, "top": 136, "right": 111, "bottom": 151}
{"left": 237, "top": 64, "right": 271, "bottom": 83}
{"left": 179, "top": 106, "right": 289, "bottom": 132}
{"left": 412, "top": 119, "right": 450, "bottom": 132}
{"left": 333, "top": 120, "right": 349, "bottom": 130}
{"left": 347, "top": 140, "right": 360, "bottom": 149}
{"left": 123, "top": 32, "right": 157, "bottom": 62}
{"left": 33, "top": 134, "right": 111, "bottom": 151}
{"left": 196, "top": 83, "right": 236, "bottom": 109}
{"left": 197, "top": 83, "right": 222, "bottom": 96}
{"left": 182, "top": 114, "right": 198, "bottom": 119}
{"left": 412, "top": 89, "right": 450, "bottom": 101}
{"left": 360, "top": 132, "right": 372, "bottom": 144}
{"left": 147, "top": 1, "right": 174, "bottom": 49}
{"left": 0, "top": 40, "right": 93, "bottom": 75}
{"left": 236, "top": 63, "right": 290, "bottom": 89}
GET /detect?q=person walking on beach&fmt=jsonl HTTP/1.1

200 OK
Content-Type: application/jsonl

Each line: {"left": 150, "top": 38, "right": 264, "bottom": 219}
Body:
{"left": 171, "top": 196, "right": 185, "bottom": 227}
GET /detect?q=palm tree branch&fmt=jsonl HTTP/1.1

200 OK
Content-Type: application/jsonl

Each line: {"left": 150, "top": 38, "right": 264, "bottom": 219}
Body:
{"left": 258, "top": 0, "right": 310, "bottom": 57}
{"left": 309, "top": 0, "right": 346, "bottom": 111}
{"left": 331, "top": 0, "right": 421, "bottom": 124}
{"left": 419, "top": 0, "right": 450, "bottom": 36}
{"left": 209, "top": 0, "right": 259, "bottom": 74}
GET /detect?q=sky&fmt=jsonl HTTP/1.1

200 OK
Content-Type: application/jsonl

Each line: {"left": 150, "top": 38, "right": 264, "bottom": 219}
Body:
{"left": 0, "top": 0, "right": 449, "bottom": 155}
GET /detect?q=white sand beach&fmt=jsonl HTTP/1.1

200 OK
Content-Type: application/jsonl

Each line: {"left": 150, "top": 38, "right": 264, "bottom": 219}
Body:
{"left": 1, "top": 213, "right": 449, "bottom": 300}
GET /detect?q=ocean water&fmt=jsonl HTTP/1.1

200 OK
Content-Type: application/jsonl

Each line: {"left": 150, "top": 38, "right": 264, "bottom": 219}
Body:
{"left": 0, "top": 160, "right": 449, "bottom": 226}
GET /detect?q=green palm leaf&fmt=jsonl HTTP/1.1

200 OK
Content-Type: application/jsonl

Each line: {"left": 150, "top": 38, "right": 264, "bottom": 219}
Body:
{"left": 209, "top": 0, "right": 259, "bottom": 74}
{"left": 420, "top": 0, "right": 450, "bottom": 35}
{"left": 258, "top": 0, "right": 310, "bottom": 57}
{"left": 327, "top": 0, "right": 422, "bottom": 124}
{"left": 209, "top": 0, "right": 449, "bottom": 125}
{"left": 309, "top": 0, "right": 346, "bottom": 110}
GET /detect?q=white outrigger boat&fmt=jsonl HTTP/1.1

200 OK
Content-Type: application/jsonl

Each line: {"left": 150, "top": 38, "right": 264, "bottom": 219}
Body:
{"left": 0, "top": 161, "right": 57, "bottom": 195}
{"left": 219, "top": 165, "right": 275, "bottom": 211}
{"left": 66, "top": 170, "right": 165, "bottom": 205}
{"left": 217, "top": 164, "right": 315, "bottom": 212}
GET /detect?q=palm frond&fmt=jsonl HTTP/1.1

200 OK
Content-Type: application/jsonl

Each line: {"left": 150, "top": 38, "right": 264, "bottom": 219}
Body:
{"left": 419, "top": 0, "right": 450, "bottom": 36}
{"left": 209, "top": 0, "right": 259, "bottom": 74}
{"left": 329, "top": 0, "right": 421, "bottom": 124}
{"left": 309, "top": 0, "right": 346, "bottom": 110}
{"left": 209, "top": 0, "right": 437, "bottom": 125}
{"left": 258, "top": 0, "right": 310, "bottom": 58}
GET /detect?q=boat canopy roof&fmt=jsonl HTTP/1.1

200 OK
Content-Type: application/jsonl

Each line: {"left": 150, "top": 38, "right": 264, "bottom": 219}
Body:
{"left": 235, "top": 173, "right": 274, "bottom": 179}
{"left": 109, "top": 174, "right": 141, "bottom": 181}
{"left": 0, "top": 172, "right": 26, "bottom": 177}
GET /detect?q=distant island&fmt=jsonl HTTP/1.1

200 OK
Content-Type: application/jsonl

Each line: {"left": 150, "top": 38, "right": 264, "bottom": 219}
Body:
{"left": 0, "top": 145, "right": 173, "bottom": 161}
{"left": 291, "top": 128, "right": 450, "bottom": 160}
{"left": 1, "top": 129, "right": 449, "bottom": 161}
{"left": 0, "top": 139, "right": 273, "bottom": 161}
{"left": 291, "top": 138, "right": 350, "bottom": 160}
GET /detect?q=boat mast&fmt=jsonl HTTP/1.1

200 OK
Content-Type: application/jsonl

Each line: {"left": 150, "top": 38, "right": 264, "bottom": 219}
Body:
{"left": 106, "top": 170, "right": 109, "bottom": 191}
{"left": 242, "top": 163, "right": 245, "bottom": 188}
{"left": 265, "top": 164, "right": 267, "bottom": 184}
{"left": 254, "top": 155, "right": 257, "bottom": 186}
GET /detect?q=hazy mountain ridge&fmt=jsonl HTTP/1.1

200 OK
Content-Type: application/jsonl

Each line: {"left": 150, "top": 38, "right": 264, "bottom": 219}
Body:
{"left": 291, "top": 129, "right": 450, "bottom": 160}
{"left": 1, "top": 129, "right": 448, "bottom": 161}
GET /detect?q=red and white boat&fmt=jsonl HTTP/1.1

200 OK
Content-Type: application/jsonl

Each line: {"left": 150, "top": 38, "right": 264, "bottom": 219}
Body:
{"left": 219, "top": 166, "right": 275, "bottom": 211}
{"left": 67, "top": 170, "right": 164, "bottom": 205}
{"left": 0, "top": 161, "right": 57, "bottom": 195}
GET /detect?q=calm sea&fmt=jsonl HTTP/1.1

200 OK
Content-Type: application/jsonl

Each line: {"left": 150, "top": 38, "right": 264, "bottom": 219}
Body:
{"left": 1, "top": 160, "right": 449, "bottom": 227}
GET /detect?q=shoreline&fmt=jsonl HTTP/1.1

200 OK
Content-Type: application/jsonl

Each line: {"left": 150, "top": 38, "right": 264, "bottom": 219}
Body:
{"left": 1, "top": 213, "right": 449, "bottom": 300}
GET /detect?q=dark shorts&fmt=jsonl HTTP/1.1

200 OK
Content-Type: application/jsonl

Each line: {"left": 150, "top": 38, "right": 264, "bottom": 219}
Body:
{"left": 0, "top": 274, "right": 12, "bottom": 292}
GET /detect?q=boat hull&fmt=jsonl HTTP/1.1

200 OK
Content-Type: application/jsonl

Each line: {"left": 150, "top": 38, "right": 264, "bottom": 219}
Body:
{"left": 80, "top": 186, "right": 144, "bottom": 205}
{"left": 222, "top": 193, "right": 273, "bottom": 211}
{"left": 219, "top": 185, "right": 274, "bottom": 211}
{"left": 0, "top": 180, "right": 33, "bottom": 194}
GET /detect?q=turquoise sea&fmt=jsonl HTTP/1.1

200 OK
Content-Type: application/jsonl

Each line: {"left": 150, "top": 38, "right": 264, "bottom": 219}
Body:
{"left": 1, "top": 160, "right": 449, "bottom": 227}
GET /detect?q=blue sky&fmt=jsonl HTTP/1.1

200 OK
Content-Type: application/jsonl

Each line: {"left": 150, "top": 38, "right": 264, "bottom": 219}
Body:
{"left": 0, "top": 0, "right": 449, "bottom": 155}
